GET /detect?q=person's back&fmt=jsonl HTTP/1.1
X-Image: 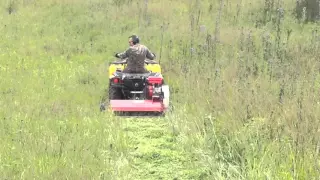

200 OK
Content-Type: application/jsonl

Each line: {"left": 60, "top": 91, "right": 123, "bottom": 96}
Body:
{"left": 115, "top": 35, "right": 155, "bottom": 73}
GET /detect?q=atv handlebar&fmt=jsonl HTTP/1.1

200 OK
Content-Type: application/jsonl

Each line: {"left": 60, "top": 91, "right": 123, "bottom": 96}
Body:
{"left": 111, "top": 59, "right": 159, "bottom": 65}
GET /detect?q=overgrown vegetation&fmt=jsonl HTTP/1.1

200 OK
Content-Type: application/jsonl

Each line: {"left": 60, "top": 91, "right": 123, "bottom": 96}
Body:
{"left": 1, "top": 0, "right": 320, "bottom": 179}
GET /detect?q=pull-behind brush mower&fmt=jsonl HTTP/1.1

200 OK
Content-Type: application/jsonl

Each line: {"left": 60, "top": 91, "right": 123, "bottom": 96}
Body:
{"left": 106, "top": 59, "right": 170, "bottom": 116}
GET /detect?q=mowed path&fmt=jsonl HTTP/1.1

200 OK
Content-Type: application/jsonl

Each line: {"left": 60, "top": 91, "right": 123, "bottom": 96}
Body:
{"left": 121, "top": 117, "right": 200, "bottom": 179}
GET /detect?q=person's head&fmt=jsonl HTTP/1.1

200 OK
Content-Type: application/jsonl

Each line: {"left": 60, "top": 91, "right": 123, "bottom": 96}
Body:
{"left": 128, "top": 35, "right": 140, "bottom": 46}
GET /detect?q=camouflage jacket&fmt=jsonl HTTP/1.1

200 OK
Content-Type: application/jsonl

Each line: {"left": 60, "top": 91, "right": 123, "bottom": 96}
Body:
{"left": 117, "top": 44, "right": 155, "bottom": 73}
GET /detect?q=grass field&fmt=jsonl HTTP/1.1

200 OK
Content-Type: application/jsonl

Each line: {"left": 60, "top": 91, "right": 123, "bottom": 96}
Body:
{"left": 1, "top": 0, "right": 320, "bottom": 179}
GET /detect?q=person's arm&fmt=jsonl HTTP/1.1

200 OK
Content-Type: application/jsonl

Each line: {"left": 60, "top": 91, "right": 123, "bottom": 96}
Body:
{"left": 145, "top": 47, "right": 156, "bottom": 60}
{"left": 115, "top": 48, "right": 130, "bottom": 59}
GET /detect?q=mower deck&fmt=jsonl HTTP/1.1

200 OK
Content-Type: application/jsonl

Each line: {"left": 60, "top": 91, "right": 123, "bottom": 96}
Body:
{"left": 109, "top": 100, "right": 164, "bottom": 112}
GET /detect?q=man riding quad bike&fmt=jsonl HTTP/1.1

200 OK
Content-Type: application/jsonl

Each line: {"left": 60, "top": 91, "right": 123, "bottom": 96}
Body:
{"left": 115, "top": 35, "right": 156, "bottom": 73}
{"left": 100, "top": 35, "right": 170, "bottom": 116}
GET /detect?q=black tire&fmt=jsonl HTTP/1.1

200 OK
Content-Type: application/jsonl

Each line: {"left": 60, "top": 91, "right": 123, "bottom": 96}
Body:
{"left": 109, "top": 85, "right": 122, "bottom": 100}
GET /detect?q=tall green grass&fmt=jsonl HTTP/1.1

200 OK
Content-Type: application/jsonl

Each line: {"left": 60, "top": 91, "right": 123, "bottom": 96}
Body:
{"left": 1, "top": 0, "right": 320, "bottom": 179}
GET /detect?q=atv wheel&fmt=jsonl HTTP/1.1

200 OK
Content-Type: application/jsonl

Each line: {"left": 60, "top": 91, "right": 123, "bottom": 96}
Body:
{"left": 109, "top": 86, "right": 122, "bottom": 100}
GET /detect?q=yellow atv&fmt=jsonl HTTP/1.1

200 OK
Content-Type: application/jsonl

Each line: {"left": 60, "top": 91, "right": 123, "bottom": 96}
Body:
{"left": 105, "top": 59, "right": 170, "bottom": 116}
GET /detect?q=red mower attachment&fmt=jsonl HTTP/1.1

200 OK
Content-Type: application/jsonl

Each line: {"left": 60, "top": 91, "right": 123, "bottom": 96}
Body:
{"left": 109, "top": 100, "right": 164, "bottom": 112}
{"left": 108, "top": 74, "right": 169, "bottom": 116}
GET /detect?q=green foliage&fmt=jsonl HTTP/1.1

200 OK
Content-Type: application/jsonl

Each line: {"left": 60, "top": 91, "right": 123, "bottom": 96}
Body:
{"left": 1, "top": 0, "right": 320, "bottom": 179}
